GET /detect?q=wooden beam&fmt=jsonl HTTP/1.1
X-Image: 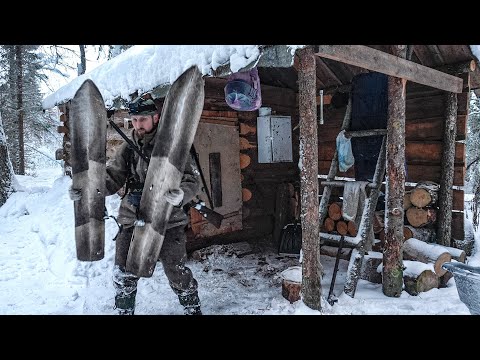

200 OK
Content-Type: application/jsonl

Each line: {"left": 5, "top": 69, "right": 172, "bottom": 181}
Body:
{"left": 315, "top": 45, "right": 463, "bottom": 93}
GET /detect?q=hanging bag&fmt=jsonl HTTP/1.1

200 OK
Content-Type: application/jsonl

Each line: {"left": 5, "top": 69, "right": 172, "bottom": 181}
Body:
{"left": 224, "top": 66, "right": 262, "bottom": 111}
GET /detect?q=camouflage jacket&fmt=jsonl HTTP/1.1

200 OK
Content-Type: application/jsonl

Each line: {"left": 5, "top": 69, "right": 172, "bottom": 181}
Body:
{"left": 105, "top": 126, "right": 201, "bottom": 229}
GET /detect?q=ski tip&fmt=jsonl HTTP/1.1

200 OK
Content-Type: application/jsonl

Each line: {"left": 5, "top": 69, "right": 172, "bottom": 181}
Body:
{"left": 75, "top": 78, "right": 102, "bottom": 98}
{"left": 179, "top": 65, "right": 203, "bottom": 83}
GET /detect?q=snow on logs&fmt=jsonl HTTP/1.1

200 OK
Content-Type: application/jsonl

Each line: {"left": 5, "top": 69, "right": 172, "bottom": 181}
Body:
{"left": 403, "top": 238, "right": 451, "bottom": 276}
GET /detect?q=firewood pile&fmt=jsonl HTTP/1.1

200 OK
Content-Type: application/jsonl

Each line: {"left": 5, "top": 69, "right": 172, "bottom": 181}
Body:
{"left": 321, "top": 202, "right": 358, "bottom": 237}
{"left": 321, "top": 181, "right": 468, "bottom": 296}
{"left": 371, "top": 181, "right": 440, "bottom": 251}
{"left": 363, "top": 181, "right": 467, "bottom": 295}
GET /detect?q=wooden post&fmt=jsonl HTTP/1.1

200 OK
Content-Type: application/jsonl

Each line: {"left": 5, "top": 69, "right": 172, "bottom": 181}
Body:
{"left": 437, "top": 92, "right": 458, "bottom": 247}
{"left": 383, "top": 45, "right": 407, "bottom": 298}
{"left": 298, "top": 46, "right": 322, "bottom": 311}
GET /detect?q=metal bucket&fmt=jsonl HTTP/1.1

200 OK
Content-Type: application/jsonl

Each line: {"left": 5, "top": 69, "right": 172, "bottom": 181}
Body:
{"left": 442, "top": 262, "right": 480, "bottom": 315}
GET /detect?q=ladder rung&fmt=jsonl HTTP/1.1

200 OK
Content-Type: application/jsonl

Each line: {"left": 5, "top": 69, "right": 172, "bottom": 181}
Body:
{"left": 321, "top": 180, "right": 378, "bottom": 188}
{"left": 344, "top": 129, "right": 387, "bottom": 138}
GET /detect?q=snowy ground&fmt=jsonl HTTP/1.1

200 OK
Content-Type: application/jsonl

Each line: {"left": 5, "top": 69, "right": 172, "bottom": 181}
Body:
{"left": 0, "top": 167, "right": 477, "bottom": 315}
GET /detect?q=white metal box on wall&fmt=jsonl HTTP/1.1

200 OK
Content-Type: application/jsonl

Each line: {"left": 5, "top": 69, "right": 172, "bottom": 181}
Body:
{"left": 257, "top": 114, "right": 293, "bottom": 163}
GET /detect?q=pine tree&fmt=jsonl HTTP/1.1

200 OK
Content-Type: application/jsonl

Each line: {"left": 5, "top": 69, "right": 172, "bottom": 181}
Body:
{"left": 0, "top": 45, "right": 61, "bottom": 176}
{"left": 0, "top": 112, "right": 16, "bottom": 206}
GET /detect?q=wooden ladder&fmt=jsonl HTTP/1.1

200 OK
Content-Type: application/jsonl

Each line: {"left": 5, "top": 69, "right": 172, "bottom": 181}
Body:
{"left": 318, "top": 95, "right": 387, "bottom": 298}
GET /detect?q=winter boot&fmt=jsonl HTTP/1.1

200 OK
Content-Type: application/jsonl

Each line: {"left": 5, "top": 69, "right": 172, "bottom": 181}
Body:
{"left": 178, "top": 291, "right": 202, "bottom": 315}
{"left": 115, "top": 290, "right": 137, "bottom": 315}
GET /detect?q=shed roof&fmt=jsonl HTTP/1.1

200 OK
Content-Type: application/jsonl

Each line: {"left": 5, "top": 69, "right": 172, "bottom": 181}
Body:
{"left": 42, "top": 45, "right": 480, "bottom": 110}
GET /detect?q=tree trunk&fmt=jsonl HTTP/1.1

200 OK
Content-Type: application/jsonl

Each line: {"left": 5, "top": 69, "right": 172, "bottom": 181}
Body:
{"left": 15, "top": 45, "right": 25, "bottom": 175}
{"left": 383, "top": 44, "right": 407, "bottom": 298}
{"left": 78, "top": 45, "right": 86, "bottom": 75}
{"left": 437, "top": 92, "right": 458, "bottom": 247}
{"left": 403, "top": 238, "right": 452, "bottom": 276}
{"left": 0, "top": 114, "right": 15, "bottom": 206}
{"left": 298, "top": 47, "right": 322, "bottom": 311}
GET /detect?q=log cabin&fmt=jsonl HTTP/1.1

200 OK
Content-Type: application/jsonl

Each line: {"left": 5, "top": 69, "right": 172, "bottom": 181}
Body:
{"left": 43, "top": 45, "right": 480, "bottom": 303}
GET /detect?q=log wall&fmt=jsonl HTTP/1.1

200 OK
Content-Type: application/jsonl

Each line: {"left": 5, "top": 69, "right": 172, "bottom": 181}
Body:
{"left": 186, "top": 77, "right": 300, "bottom": 250}
{"left": 317, "top": 78, "right": 469, "bottom": 241}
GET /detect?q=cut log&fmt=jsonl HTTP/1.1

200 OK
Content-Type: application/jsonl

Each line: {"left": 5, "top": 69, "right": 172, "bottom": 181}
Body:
{"left": 320, "top": 245, "right": 352, "bottom": 260}
{"left": 347, "top": 220, "right": 358, "bottom": 236}
{"left": 406, "top": 207, "right": 437, "bottom": 227}
{"left": 280, "top": 266, "right": 302, "bottom": 303}
{"left": 404, "top": 191, "right": 412, "bottom": 210}
{"left": 439, "top": 271, "right": 453, "bottom": 288}
{"left": 336, "top": 220, "right": 348, "bottom": 235}
{"left": 281, "top": 279, "right": 301, "bottom": 303}
{"left": 239, "top": 154, "right": 251, "bottom": 169}
{"left": 443, "top": 246, "right": 466, "bottom": 263}
{"left": 403, "top": 225, "right": 436, "bottom": 242}
{"left": 410, "top": 181, "right": 439, "bottom": 208}
{"left": 242, "top": 188, "right": 252, "bottom": 202}
{"left": 403, "top": 238, "right": 452, "bottom": 276}
{"left": 323, "top": 217, "right": 336, "bottom": 232}
{"left": 403, "top": 260, "right": 439, "bottom": 295}
{"left": 328, "top": 202, "right": 342, "bottom": 221}
{"left": 360, "top": 251, "right": 383, "bottom": 284}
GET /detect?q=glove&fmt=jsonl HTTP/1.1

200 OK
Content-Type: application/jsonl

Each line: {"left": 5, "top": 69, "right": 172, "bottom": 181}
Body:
{"left": 164, "top": 188, "right": 184, "bottom": 207}
{"left": 69, "top": 187, "right": 82, "bottom": 201}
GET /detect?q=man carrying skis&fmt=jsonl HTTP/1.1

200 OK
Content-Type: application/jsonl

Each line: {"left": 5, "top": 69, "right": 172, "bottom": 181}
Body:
{"left": 70, "top": 96, "right": 202, "bottom": 315}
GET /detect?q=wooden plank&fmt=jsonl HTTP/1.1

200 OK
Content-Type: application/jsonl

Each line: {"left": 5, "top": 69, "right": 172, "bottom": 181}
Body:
{"left": 405, "top": 116, "right": 466, "bottom": 141}
{"left": 406, "top": 164, "right": 464, "bottom": 186}
{"left": 405, "top": 141, "right": 465, "bottom": 165}
{"left": 453, "top": 190, "right": 464, "bottom": 212}
{"left": 319, "top": 114, "right": 467, "bottom": 142}
{"left": 200, "top": 118, "right": 238, "bottom": 126}
{"left": 201, "top": 110, "right": 238, "bottom": 118}
{"left": 209, "top": 152, "right": 223, "bottom": 208}
{"left": 412, "top": 45, "right": 436, "bottom": 67}
{"left": 451, "top": 212, "right": 465, "bottom": 241}
{"left": 406, "top": 92, "right": 468, "bottom": 119}
{"left": 315, "top": 45, "right": 463, "bottom": 93}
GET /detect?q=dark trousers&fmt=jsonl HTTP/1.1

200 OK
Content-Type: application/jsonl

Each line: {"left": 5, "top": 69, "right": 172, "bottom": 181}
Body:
{"left": 113, "top": 225, "right": 198, "bottom": 304}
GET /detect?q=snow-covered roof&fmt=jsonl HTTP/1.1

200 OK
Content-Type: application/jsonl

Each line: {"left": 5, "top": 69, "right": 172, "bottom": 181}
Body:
{"left": 42, "top": 45, "right": 304, "bottom": 110}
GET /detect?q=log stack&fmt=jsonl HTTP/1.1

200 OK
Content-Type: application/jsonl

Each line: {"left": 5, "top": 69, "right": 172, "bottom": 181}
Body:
{"left": 322, "top": 202, "right": 358, "bottom": 237}
{"left": 404, "top": 181, "right": 439, "bottom": 228}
